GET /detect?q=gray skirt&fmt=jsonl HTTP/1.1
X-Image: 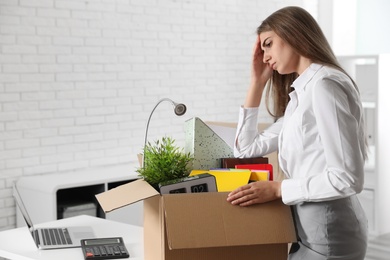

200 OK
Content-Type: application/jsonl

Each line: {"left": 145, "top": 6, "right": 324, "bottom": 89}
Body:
{"left": 288, "top": 195, "right": 368, "bottom": 260}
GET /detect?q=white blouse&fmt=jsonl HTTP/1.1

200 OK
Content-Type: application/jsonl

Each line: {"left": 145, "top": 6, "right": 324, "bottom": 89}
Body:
{"left": 234, "top": 63, "right": 367, "bottom": 205}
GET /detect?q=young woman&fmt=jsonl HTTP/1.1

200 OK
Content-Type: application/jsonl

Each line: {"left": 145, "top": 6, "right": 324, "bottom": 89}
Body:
{"left": 226, "top": 6, "right": 368, "bottom": 260}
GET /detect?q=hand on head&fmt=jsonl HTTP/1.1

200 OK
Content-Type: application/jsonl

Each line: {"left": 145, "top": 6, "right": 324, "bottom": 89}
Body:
{"left": 251, "top": 35, "right": 273, "bottom": 87}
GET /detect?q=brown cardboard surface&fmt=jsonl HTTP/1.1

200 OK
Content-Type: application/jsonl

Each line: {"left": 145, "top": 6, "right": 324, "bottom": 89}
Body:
{"left": 96, "top": 179, "right": 158, "bottom": 212}
{"left": 141, "top": 193, "right": 293, "bottom": 260}
{"left": 144, "top": 196, "right": 164, "bottom": 260}
{"left": 162, "top": 192, "right": 296, "bottom": 250}
{"left": 163, "top": 243, "right": 288, "bottom": 260}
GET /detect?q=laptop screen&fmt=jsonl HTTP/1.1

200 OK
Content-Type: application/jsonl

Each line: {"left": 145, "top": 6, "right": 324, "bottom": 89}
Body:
{"left": 13, "top": 183, "right": 35, "bottom": 231}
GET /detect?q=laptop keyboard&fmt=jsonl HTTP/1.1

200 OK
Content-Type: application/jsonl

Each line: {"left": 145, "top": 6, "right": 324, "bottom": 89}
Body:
{"left": 40, "top": 228, "right": 73, "bottom": 246}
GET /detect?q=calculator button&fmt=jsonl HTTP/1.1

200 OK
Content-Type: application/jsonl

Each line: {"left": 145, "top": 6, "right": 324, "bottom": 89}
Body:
{"left": 99, "top": 246, "right": 107, "bottom": 256}
{"left": 113, "top": 246, "right": 121, "bottom": 255}
{"left": 106, "top": 246, "right": 114, "bottom": 256}
{"left": 93, "top": 247, "right": 101, "bottom": 256}
{"left": 119, "top": 246, "right": 127, "bottom": 254}
{"left": 85, "top": 252, "right": 94, "bottom": 258}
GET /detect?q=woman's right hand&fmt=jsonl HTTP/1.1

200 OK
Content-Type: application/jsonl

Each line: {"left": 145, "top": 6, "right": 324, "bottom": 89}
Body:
{"left": 251, "top": 35, "right": 273, "bottom": 88}
{"left": 244, "top": 36, "right": 273, "bottom": 108}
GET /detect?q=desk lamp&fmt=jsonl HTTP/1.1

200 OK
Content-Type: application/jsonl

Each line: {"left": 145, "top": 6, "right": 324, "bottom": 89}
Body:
{"left": 142, "top": 98, "right": 187, "bottom": 167}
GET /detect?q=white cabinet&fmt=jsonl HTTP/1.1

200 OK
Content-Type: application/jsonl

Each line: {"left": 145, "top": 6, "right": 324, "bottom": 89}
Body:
{"left": 16, "top": 164, "right": 143, "bottom": 227}
{"left": 338, "top": 54, "right": 390, "bottom": 236}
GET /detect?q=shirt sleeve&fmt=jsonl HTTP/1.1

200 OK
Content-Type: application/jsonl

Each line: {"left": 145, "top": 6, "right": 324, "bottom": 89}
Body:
{"left": 281, "top": 77, "right": 365, "bottom": 205}
{"left": 234, "top": 106, "right": 282, "bottom": 158}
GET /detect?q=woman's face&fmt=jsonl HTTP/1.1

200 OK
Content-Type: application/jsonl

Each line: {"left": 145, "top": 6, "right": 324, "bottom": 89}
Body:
{"left": 259, "top": 30, "right": 302, "bottom": 75}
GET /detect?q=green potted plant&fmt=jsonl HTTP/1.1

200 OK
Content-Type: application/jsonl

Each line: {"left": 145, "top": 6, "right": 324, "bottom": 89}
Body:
{"left": 136, "top": 136, "right": 193, "bottom": 190}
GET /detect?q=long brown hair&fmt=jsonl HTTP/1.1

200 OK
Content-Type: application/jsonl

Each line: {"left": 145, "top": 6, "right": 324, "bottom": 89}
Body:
{"left": 257, "top": 6, "right": 354, "bottom": 118}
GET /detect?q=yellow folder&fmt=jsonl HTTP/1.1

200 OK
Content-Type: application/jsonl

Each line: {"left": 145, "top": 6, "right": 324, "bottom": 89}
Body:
{"left": 190, "top": 169, "right": 251, "bottom": 192}
{"left": 250, "top": 170, "right": 270, "bottom": 181}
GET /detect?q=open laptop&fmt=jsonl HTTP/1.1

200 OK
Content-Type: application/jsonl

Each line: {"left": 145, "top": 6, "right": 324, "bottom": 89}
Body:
{"left": 13, "top": 183, "right": 96, "bottom": 250}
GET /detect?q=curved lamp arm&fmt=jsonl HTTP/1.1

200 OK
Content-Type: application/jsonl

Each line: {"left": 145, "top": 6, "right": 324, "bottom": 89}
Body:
{"left": 143, "top": 98, "right": 187, "bottom": 167}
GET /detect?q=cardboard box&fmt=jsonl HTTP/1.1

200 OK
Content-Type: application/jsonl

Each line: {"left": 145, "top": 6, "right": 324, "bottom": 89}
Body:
{"left": 96, "top": 179, "right": 297, "bottom": 260}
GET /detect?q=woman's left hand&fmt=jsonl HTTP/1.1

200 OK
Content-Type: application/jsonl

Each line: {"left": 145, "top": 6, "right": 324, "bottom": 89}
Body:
{"left": 227, "top": 181, "right": 282, "bottom": 206}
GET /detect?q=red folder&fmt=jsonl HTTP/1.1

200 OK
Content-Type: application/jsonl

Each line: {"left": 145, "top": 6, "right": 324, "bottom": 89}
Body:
{"left": 235, "top": 164, "right": 273, "bottom": 181}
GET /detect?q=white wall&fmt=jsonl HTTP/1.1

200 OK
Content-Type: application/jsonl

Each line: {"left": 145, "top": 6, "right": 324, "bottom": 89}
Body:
{"left": 0, "top": 0, "right": 316, "bottom": 231}
{"left": 320, "top": 0, "right": 390, "bottom": 55}
{"left": 356, "top": 0, "right": 390, "bottom": 54}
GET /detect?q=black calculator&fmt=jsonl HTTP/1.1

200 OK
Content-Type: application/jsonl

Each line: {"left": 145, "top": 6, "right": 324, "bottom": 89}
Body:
{"left": 80, "top": 237, "right": 130, "bottom": 259}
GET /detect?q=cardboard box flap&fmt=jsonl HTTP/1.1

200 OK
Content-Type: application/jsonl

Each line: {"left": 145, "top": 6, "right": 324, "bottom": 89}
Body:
{"left": 96, "top": 179, "right": 159, "bottom": 212}
{"left": 162, "top": 192, "right": 296, "bottom": 250}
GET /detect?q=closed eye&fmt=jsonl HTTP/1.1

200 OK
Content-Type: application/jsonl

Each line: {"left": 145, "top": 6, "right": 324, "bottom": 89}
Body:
{"left": 262, "top": 37, "right": 272, "bottom": 49}
{"left": 264, "top": 41, "right": 272, "bottom": 48}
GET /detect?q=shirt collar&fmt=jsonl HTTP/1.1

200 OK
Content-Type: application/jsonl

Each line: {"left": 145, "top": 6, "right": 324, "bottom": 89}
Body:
{"left": 291, "top": 63, "right": 323, "bottom": 94}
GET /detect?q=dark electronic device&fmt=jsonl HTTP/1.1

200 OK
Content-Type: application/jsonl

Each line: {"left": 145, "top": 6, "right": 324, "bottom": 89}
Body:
{"left": 159, "top": 173, "right": 217, "bottom": 194}
{"left": 80, "top": 237, "right": 129, "bottom": 259}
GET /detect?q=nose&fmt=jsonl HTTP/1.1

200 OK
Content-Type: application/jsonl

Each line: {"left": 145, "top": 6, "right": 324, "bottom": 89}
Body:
{"left": 263, "top": 51, "right": 270, "bottom": 63}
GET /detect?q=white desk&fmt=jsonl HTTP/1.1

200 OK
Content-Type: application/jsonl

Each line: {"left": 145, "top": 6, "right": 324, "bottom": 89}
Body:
{"left": 0, "top": 215, "right": 143, "bottom": 260}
